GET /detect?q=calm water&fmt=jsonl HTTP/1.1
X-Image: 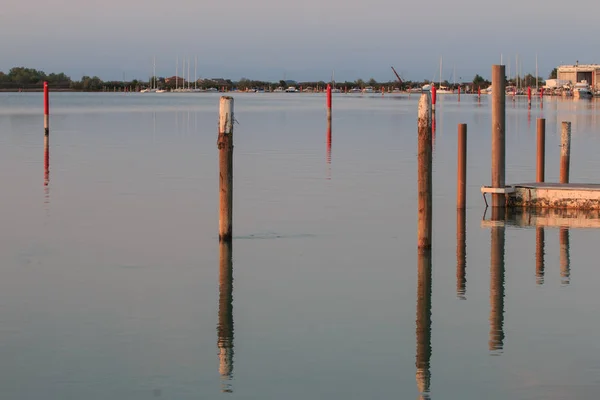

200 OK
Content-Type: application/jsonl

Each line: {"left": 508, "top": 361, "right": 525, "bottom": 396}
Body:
{"left": 1, "top": 92, "right": 600, "bottom": 399}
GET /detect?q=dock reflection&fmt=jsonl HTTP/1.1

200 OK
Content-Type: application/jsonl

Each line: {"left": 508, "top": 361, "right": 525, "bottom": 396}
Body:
{"left": 217, "top": 242, "right": 234, "bottom": 392}
{"left": 456, "top": 209, "right": 466, "bottom": 299}
{"left": 489, "top": 207, "right": 505, "bottom": 354}
{"left": 416, "top": 249, "right": 432, "bottom": 399}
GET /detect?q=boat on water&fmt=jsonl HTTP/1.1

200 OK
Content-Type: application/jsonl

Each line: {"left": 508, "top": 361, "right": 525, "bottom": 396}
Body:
{"left": 362, "top": 86, "right": 375, "bottom": 93}
{"left": 285, "top": 86, "right": 298, "bottom": 92}
{"left": 573, "top": 80, "right": 593, "bottom": 99}
{"left": 434, "top": 85, "right": 454, "bottom": 94}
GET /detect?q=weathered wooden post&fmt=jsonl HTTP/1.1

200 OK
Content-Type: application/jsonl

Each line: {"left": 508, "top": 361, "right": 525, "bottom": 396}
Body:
{"left": 489, "top": 207, "right": 505, "bottom": 353}
{"left": 418, "top": 92, "right": 433, "bottom": 251}
{"left": 491, "top": 65, "right": 506, "bottom": 207}
{"left": 559, "top": 227, "right": 570, "bottom": 285}
{"left": 536, "top": 118, "right": 545, "bottom": 182}
{"left": 560, "top": 121, "right": 571, "bottom": 184}
{"left": 457, "top": 123, "right": 467, "bottom": 209}
{"left": 416, "top": 248, "right": 432, "bottom": 398}
{"left": 218, "top": 241, "right": 234, "bottom": 392}
{"left": 535, "top": 227, "right": 545, "bottom": 285}
{"left": 456, "top": 209, "right": 466, "bottom": 299}
{"left": 218, "top": 97, "right": 234, "bottom": 242}
{"left": 44, "top": 81, "right": 49, "bottom": 137}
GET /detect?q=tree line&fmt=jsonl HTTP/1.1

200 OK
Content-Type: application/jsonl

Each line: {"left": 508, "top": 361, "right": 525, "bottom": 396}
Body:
{"left": 0, "top": 66, "right": 547, "bottom": 92}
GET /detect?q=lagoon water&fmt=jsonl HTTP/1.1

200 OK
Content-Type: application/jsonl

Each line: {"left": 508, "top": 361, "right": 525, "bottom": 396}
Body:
{"left": 1, "top": 91, "right": 600, "bottom": 399}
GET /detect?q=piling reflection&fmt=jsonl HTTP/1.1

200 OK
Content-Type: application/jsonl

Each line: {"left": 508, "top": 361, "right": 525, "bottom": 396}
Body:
{"left": 559, "top": 227, "right": 570, "bottom": 285}
{"left": 416, "top": 249, "right": 432, "bottom": 399}
{"left": 217, "top": 242, "right": 234, "bottom": 392}
{"left": 326, "top": 120, "right": 332, "bottom": 179}
{"left": 43, "top": 135, "right": 50, "bottom": 204}
{"left": 489, "top": 207, "right": 505, "bottom": 354}
{"left": 535, "top": 227, "right": 545, "bottom": 285}
{"left": 456, "top": 209, "right": 466, "bottom": 299}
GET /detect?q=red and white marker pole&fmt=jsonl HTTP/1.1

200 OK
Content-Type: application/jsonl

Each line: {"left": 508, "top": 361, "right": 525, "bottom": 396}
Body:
{"left": 326, "top": 83, "right": 332, "bottom": 122}
{"left": 527, "top": 86, "right": 532, "bottom": 107}
{"left": 44, "top": 81, "right": 49, "bottom": 137}
{"left": 431, "top": 85, "right": 437, "bottom": 113}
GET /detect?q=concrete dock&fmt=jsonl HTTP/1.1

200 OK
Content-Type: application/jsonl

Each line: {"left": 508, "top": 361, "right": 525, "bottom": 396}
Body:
{"left": 482, "top": 183, "right": 600, "bottom": 210}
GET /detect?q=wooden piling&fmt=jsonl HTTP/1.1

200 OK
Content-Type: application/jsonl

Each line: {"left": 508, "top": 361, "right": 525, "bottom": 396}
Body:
{"left": 218, "top": 97, "right": 234, "bottom": 242}
{"left": 491, "top": 65, "right": 506, "bottom": 208}
{"left": 560, "top": 121, "right": 571, "bottom": 184}
{"left": 456, "top": 209, "right": 466, "bottom": 299}
{"left": 218, "top": 241, "right": 234, "bottom": 391}
{"left": 43, "top": 81, "right": 49, "bottom": 137}
{"left": 535, "top": 227, "right": 545, "bottom": 285}
{"left": 457, "top": 123, "right": 467, "bottom": 209}
{"left": 536, "top": 118, "right": 545, "bottom": 183}
{"left": 418, "top": 93, "right": 433, "bottom": 251}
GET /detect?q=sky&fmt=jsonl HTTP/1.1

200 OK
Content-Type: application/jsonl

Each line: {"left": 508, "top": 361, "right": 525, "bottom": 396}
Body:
{"left": 1, "top": 0, "right": 598, "bottom": 83}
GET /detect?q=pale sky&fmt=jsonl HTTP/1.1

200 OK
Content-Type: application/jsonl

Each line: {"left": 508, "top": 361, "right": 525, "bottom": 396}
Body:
{"left": 1, "top": 0, "right": 597, "bottom": 82}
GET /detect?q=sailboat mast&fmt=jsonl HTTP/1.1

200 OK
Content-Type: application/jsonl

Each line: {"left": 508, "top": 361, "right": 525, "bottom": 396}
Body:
{"left": 176, "top": 56, "right": 178, "bottom": 90}
{"left": 535, "top": 53, "right": 538, "bottom": 92}
{"left": 153, "top": 56, "right": 156, "bottom": 90}
{"left": 439, "top": 56, "right": 442, "bottom": 87}
{"left": 195, "top": 56, "right": 197, "bottom": 90}
{"left": 188, "top": 58, "right": 190, "bottom": 90}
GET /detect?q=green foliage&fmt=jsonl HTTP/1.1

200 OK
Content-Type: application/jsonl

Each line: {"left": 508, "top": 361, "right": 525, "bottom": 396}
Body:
{"left": 549, "top": 68, "right": 557, "bottom": 79}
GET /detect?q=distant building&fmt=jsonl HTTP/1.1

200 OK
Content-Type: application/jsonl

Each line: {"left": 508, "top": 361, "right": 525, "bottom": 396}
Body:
{"left": 557, "top": 62, "right": 600, "bottom": 90}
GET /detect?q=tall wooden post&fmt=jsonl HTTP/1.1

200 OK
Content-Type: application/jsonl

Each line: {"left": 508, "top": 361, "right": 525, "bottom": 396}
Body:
{"left": 218, "top": 97, "right": 234, "bottom": 242}
{"left": 489, "top": 207, "right": 505, "bottom": 353}
{"left": 536, "top": 118, "right": 545, "bottom": 182}
{"left": 491, "top": 65, "right": 506, "bottom": 207}
{"left": 457, "top": 123, "right": 467, "bottom": 209}
{"left": 456, "top": 209, "right": 466, "bottom": 299}
{"left": 218, "top": 241, "right": 234, "bottom": 392}
{"left": 560, "top": 121, "right": 571, "bottom": 184}
{"left": 418, "top": 93, "right": 433, "bottom": 251}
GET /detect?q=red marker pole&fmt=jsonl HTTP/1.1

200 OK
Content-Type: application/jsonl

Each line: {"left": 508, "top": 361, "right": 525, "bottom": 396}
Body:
{"left": 527, "top": 86, "right": 532, "bottom": 107}
{"left": 477, "top": 86, "right": 481, "bottom": 102}
{"left": 326, "top": 84, "right": 332, "bottom": 122}
{"left": 44, "top": 81, "right": 49, "bottom": 137}
{"left": 431, "top": 85, "right": 437, "bottom": 113}
{"left": 457, "top": 85, "right": 461, "bottom": 102}
{"left": 381, "top": 86, "right": 385, "bottom": 96}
